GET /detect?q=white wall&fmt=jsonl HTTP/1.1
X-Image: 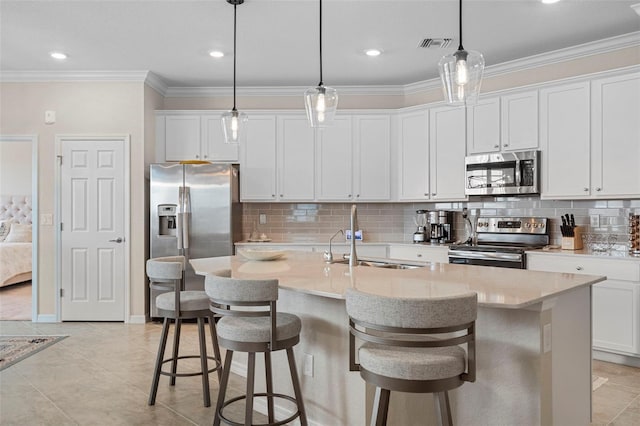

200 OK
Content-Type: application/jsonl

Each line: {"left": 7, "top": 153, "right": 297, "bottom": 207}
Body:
{"left": 0, "top": 141, "right": 32, "bottom": 195}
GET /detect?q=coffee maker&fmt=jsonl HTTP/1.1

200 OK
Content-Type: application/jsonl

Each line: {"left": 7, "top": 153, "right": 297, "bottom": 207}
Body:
{"left": 429, "top": 211, "right": 454, "bottom": 244}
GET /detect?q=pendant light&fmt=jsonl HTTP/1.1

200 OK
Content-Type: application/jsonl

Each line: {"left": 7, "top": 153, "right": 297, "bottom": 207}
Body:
{"left": 221, "top": 0, "right": 247, "bottom": 144}
{"left": 438, "top": 0, "right": 484, "bottom": 106}
{"left": 304, "top": 0, "right": 338, "bottom": 128}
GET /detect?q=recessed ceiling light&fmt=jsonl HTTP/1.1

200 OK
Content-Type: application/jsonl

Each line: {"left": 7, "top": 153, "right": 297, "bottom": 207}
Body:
{"left": 209, "top": 50, "right": 224, "bottom": 58}
{"left": 364, "top": 49, "right": 382, "bottom": 57}
{"left": 50, "top": 52, "right": 67, "bottom": 60}
{"left": 541, "top": 0, "right": 561, "bottom": 4}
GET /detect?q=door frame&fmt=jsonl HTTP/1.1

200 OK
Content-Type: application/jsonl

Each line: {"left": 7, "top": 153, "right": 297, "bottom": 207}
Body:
{"left": 54, "top": 135, "right": 131, "bottom": 322}
{"left": 0, "top": 135, "right": 38, "bottom": 322}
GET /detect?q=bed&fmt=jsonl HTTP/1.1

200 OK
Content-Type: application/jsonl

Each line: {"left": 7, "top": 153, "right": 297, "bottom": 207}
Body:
{"left": 0, "top": 195, "right": 32, "bottom": 288}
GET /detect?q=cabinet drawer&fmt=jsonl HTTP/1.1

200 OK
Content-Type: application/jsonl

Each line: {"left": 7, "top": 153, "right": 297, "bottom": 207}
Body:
{"left": 527, "top": 254, "right": 640, "bottom": 282}
{"left": 389, "top": 245, "right": 449, "bottom": 263}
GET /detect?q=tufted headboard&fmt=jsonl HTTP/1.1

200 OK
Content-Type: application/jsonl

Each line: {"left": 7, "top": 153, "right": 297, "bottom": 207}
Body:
{"left": 0, "top": 195, "right": 32, "bottom": 224}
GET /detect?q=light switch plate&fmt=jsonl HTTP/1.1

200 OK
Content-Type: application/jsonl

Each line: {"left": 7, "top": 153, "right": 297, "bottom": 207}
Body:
{"left": 590, "top": 215, "right": 600, "bottom": 228}
{"left": 259, "top": 213, "right": 267, "bottom": 225}
{"left": 40, "top": 213, "right": 53, "bottom": 225}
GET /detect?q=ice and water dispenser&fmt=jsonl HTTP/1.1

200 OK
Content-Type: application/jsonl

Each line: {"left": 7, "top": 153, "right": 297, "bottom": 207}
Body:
{"left": 157, "top": 204, "right": 177, "bottom": 236}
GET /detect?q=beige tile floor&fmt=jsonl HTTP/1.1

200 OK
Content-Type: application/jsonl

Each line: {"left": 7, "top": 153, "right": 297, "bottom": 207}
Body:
{"left": 0, "top": 282, "right": 31, "bottom": 321}
{"left": 0, "top": 320, "right": 638, "bottom": 425}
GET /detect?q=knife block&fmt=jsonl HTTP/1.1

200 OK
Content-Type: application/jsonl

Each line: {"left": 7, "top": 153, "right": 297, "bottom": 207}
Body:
{"left": 562, "top": 226, "right": 583, "bottom": 250}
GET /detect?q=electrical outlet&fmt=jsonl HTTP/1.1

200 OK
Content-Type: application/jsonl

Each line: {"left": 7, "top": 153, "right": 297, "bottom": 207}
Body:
{"left": 543, "top": 324, "right": 552, "bottom": 353}
{"left": 590, "top": 214, "right": 600, "bottom": 228}
{"left": 259, "top": 213, "right": 267, "bottom": 225}
{"left": 303, "top": 353, "right": 313, "bottom": 377}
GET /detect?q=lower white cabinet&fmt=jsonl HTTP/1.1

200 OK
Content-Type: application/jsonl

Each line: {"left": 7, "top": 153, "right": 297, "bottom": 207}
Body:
{"left": 388, "top": 244, "right": 449, "bottom": 264}
{"left": 527, "top": 253, "right": 640, "bottom": 359}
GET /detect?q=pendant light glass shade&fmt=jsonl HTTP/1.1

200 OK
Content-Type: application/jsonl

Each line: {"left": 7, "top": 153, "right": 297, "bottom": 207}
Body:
{"left": 222, "top": 0, "right": 246, "bottom": 144}
{"left": 304, "top": 85, "right": 338, "bottom": 128}
{"left": 305, "top": 0, "right": 338, "bottom": 128}
{"left": 438, "top": 0, "right": 484, "bottom": 106}
{"left": 221, "top": 109, "right": 248, "bottom": 144}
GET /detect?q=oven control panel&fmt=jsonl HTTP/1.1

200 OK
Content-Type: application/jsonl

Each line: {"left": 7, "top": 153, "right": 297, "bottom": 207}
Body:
{"left": 476, "top": 217, "right": 548, "bottom": 234}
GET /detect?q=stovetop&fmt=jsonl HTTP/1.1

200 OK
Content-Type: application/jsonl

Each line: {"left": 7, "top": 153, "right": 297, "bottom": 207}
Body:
{"left": 448, "top": 243, "right": 546, "bottom": 254}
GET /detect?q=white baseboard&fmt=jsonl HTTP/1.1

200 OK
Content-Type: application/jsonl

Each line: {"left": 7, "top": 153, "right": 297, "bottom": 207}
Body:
{"left": 594, "top": 349, "right": 640, "bottom": 368}
{"left": 127, "top": 315, "right": 146, "bottom": 324}
{"left": 36, "top": 314, "right": 58, "bottom": 323}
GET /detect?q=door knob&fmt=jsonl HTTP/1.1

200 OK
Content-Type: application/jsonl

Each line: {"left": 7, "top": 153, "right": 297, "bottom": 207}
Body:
{"left": 109, "top": 237, "right": 124, "bottom": 243}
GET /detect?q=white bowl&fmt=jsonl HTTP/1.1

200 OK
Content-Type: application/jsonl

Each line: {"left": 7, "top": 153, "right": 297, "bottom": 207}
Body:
{"left": 237, "top": 248, "right": 286, "bottom": 261}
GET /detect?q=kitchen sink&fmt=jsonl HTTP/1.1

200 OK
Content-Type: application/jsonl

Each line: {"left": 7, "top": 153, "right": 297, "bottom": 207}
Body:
{"left": 329, "top": 258, "right": 422, "bottom": 270}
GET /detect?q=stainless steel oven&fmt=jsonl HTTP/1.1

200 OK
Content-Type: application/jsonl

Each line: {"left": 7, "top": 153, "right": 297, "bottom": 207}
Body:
{"left": 448, "top": 217, "right": 549, "bottom": 269}
{"left": 465, "top": 150, "right": 540, "bottom": 196}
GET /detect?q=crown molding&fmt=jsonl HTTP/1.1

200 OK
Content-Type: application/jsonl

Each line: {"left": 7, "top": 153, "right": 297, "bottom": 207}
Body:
{"left": 1, "top": 31, "right": 638, "bottom": 97}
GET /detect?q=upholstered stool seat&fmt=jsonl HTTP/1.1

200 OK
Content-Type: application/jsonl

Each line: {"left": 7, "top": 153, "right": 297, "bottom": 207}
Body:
{"left": 206, "top": 271, "right": 308, "bottom": 426}
{"left": 346, "top": 288, "right": 477, "bottom": 426}
{"left": 147, "top": 256, "right": 222, "bottom": 407}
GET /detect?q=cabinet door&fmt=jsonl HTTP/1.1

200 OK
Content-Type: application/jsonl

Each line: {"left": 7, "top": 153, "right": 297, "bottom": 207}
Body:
{"left": 592, "top": 72, "right": 640, "bottom": 198}
{"left": 540, "top": 82, "right": 591, "bottom": 198}
{"left": 388, "top": 245, "right": 449, "bottom": 263}
{"left": 165, "top": 115, "right": 201, "bottom": 161}
{"left": 429, "top": 106, "right": 467, "bottom": 201}
{"left": 501, "top": 90, "right": 538, "bottom": 151}
{"left": 354, "top": 115, "right": 391, "bottom": 200}
{"left": 277, "top": 115, "right": 315, "bottom": 201}
{"left": 398, "top": 110, "right": 430, "bottom": 200}
{"left": 467, "top": 97, "right": 501, "bottom": 154}
{"left": 201, "top": 115, "right": 239, "bottom": 162}
{"left": 240, "top": 116, "right": 277, "bottom": 201}
{"left": 316, "top": 116, "right": 353, "bottom": 200}
{"left": 593, "top": 280, "right": 640, "bottom": 355}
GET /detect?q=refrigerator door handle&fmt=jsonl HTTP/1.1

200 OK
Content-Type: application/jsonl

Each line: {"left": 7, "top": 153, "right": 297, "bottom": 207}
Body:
{"left": 177, "top": 186, "right": 184, "bottom": 250}
{"left": 182, "top": 187, "right": 191, "bottom": 249}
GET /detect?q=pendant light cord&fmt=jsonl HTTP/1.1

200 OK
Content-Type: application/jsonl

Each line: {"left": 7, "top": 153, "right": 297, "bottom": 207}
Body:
{"left": 318, "top": 0, "right": 323, "bottom": 87}
{"left": 233, "top": 3, "right": 237, "bottom": 111}
{"left": 458, "top": 0, "right": 464, "bottom": 51}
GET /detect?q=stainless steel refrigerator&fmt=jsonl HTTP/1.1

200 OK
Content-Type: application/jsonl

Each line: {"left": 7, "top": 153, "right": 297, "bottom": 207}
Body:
{"left": 149, "top": 163, "right": 242, "bottom": 318}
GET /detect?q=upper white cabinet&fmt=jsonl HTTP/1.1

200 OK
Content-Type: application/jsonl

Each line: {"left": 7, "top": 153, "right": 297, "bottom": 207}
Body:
{"left": 591, "top": 72, "right": 640, "bottom": 198}
{"left": 277, "top": 115, "right": 315, "bottom": 201}
{"left": 240, "top": 115, "right": 278, "bottom": 201}
{"left": 316, "top": 116, "right": 353, "bottom": 201}
{"left": 157, "top": 112, "right": 239, "bottom": 163}
{"left": 540, "top": 81, "right": 591, "bottom": 198}
{"left": 397, "top": 109, "right": 430, "bottom": 201}
{"left": 541, "top": 71, "right": 640, "bottom": 199}
{"left": 501, "top": 89, "right": 539, "bottom": 151}
{"left": 429, "top": 105, "right": 467, "bottom": 201}
{"left": 466, "top": 97, "right": 501, "bottom": 154}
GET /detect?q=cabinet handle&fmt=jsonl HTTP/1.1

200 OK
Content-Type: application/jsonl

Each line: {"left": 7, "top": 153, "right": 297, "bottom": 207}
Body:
{"left": 424, "top": 193, "right": 428, "bottom": 196}
{"left": 596, "top": 187, "right": 602, "bottom": 192}
{"left": 494, "top": 145, "right": 499, "bottom": 149}
{"left": 503, "top": 144, "right": 509, "bottom": 148}
{"left": 576, "top": 266, "right": 583, "bottom": 271}
{"left": 583, "top": 188, "right": 588, "bottom": 192}
{"left": 272, "top": 194, "right": 276, "bottom": 198}
{"left": 280, "top": 194, "right": 283, "bottom": 197}
{"left": 432, "top": 193, "right": 436, "bottom": 196}
{"left": 348, "top": 194, "right": 352, "bottom": 198}
{"left": 204, "top": 154, "right": 208, "bottom": 159}
{"left": 356, "top": 194, "right": 360, "bottom": 198}
{"left": 417, "top": 254, "right": 423, "bottom": 258}
{"left": 195, "top": 154, "right": 199, "bottom": 159}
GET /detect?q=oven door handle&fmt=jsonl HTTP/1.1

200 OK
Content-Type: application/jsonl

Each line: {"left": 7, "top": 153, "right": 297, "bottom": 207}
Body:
{"left": 448, "top": 250, "right": 523, "bottom": 262}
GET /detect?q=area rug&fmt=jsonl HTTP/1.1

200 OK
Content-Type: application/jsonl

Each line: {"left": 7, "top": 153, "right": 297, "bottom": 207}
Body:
{"left": 0, "top": 335, "right": 67, "bottom": 371}
{"left": 592, "top": 375, "right": 609, "bottom": 391}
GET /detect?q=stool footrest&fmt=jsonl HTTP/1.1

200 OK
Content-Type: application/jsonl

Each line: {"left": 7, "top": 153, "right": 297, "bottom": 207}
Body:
{"left": 160, "top": 355, "right": 221, "bottom": 378}
{"left": 219, "top": 392, "right": 302, "bottom": 426}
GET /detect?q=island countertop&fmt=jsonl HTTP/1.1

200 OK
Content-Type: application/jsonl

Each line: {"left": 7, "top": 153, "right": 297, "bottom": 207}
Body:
{"left": 190, "top": 250, "right": 605, "bottom": 309}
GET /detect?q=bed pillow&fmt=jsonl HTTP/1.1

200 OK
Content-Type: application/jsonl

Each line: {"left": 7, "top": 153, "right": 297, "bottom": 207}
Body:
{"left": 4, "top": 223, "right": 32, "bottom": 242}
{"left": 0, "top": 221, "right": 11, "bottom": 242}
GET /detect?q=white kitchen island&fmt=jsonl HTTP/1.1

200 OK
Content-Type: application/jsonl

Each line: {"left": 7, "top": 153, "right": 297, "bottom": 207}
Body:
{"left": 191, "top": 251, "right": 605, "bottom": 426}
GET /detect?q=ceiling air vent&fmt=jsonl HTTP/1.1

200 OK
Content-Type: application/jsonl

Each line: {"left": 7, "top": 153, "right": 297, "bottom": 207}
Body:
{"left": 418, "top": 38, "right": 453, "bottom": 49}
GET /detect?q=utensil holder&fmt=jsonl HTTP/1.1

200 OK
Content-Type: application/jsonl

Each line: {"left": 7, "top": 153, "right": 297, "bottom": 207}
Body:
{"left": 562, "top": 226, "right": 583, "bottom": 250}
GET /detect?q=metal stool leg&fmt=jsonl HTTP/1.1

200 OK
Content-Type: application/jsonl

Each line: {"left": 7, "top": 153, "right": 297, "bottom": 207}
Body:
{"left": 245, "top": 352, "right": 256, "bottom": 426}
{"left": 264, "top": 351, "right": 274, "bottom": 423}
{"left": 208, "top": 315, "right": 223, "bottom": 382}
{"left": 149, "top": 318, "right": 170, "bottom": 405}
{"left": 434, "top": 391, "right": 452, "bottom": 426}
{"left": 286, "top": 347, "right": 308, "bottom": 426}
{"left": 371, "top": 387, "right": 390, "bottom": 426}
{"left": 170, "top": 318, "right": 182, "bottom": 386}
{"left": 214, "top": 350, "right": 234, "bottom": 426}
{"left": 197, "top": 317, "right": 211, "bottom": 407}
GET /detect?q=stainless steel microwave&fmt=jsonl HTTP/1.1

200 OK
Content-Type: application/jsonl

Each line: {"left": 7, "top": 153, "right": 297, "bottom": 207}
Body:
{"left": 465, "top": 150, "right": 540, "bottom": 196}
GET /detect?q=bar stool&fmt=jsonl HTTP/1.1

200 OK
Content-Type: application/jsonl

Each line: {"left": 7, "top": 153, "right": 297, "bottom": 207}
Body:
{"left": 147, "top": 256, "right": 223, "bottom": 407}
{"left": 205, "top": 271, "right": 308, "bottom": 426}
{"left": 346, "top": 288, "right": 477, "bottom": 426}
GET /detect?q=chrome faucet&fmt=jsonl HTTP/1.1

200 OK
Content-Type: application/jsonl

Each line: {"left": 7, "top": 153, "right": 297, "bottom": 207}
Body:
{"left": 349, "top": 204, "right": 358, "bottom": 268}
{"left": 324, "top": 229, "right": 344, "bottom": 263}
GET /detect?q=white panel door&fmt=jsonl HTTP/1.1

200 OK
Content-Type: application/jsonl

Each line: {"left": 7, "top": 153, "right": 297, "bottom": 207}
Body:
{"left": 60, "top": 138, "right": 125, "bottom": 321}
{"left": 429, "top": 106, "right": 467, "bottom": 201}
{"left": 467, "top": 96, "right": 501, "bottom": 154}
{"left": 165, "top": 115, "right": 201, "bottom": 161}
{"left": 277, "top": 115, "right": 315, "bottom": 201}
{"left": 398, "top": 110, "right": 430, "bottom": 200}
{"left": 202, "top": 114, "right": 238, "bottom": 162}
{"left": 354, "top": 115, "right": 391, "bottom": 201}
{"left": 240, "top": 115, "right": 277, "bottom": 201}
{"left": 316, "top": 116, "right": 353, "bottom": 200}
{"left": 501, "top": 90, "right": 539, "bottom": 151}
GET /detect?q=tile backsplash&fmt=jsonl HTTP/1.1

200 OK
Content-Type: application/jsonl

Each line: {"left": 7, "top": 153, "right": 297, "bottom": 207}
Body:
{"left": 242, "top": 198, "right": 640, "bottom": 249}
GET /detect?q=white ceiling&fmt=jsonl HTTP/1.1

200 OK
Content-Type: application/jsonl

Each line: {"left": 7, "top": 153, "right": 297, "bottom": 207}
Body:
{"left": 1, "top": 0, "right": 639, "bottom": 89}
